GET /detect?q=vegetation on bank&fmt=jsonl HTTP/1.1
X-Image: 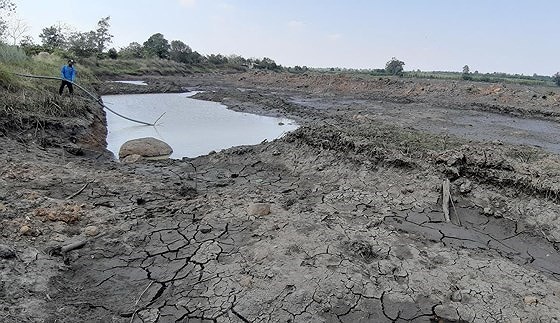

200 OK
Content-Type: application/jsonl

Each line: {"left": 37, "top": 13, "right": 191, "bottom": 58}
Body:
{"left": 0, "top": 44, "right": 97, "bottom": 141}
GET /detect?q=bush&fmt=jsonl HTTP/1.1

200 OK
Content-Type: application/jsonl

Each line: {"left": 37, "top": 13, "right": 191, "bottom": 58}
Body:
{"left": 0, "top": 43, "right": 28, "bottom": 65}
{"left": 553, "top": 72, "right": 560, "bottom": 86}
{"left": 385, "top": 57, "right": 405, "bottom": 77}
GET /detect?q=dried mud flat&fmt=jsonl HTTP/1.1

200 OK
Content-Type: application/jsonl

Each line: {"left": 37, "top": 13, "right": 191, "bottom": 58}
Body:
{"left": 1, "top": 72, "right": 560, "bottom": 323}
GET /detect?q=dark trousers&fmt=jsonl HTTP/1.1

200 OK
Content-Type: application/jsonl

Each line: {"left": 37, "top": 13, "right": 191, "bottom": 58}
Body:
{"left": 59, "top": 80, "right": 74, "bottom": 95}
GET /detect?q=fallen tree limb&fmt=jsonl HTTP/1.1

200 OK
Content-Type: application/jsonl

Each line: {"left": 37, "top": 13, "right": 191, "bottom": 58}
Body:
{"left": 13, "top": 73, "right": 164, "bottom": 126}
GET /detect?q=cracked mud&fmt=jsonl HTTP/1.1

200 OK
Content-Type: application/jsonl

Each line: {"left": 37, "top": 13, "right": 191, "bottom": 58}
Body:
{"left": 2, "top": 73, "right": 560, "bottom": 322}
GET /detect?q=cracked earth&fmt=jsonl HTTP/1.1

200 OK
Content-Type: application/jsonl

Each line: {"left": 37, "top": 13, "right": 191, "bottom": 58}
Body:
{"left": 2, "top": 73, "right": 560, "bottom": 322}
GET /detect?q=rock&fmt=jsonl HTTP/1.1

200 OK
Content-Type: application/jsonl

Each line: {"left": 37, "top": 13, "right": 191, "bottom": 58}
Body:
{"left": 483, "top": 207, "right": 494, "bottom": 216}
{"left": 199, "top": 226, "right": 212, "bottom": 234}
{"left": 247, "top": 203, "right": 271, "bottom": 216}
{"left": 0, "top": 244, "right": 16, "bottom": 259}
{"left": 118, "top": 137, "right": 173, "bottom": 160}
{"left": 239, "top": 276, "right": 253, "bottom": 288}
{"left": 450, "top": 290, "right": 462, "bottom": 302}
{"left": 137, "top": 308, "right": 159, "bottom": 323}
{"left": 434, "top": 304, "right": 460, "bottom": 321}
{"left": 121, "top": 154, "right": 144, "bottom": 164}
{"left": 83, "top": 226, "right": 99, "bottom": 237}
{"left": 523, "top": 295, "right": 538, "bottom": 305}
{"left": 459, "top": 180, "right": 472, "bottom": 194}
{"left": 19, "top": 225, "right": 32, "bottom": 236}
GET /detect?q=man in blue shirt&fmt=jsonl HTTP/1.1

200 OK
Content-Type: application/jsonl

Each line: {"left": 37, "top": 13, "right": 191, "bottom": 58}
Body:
{"left": 59, "top": 59, "right": 76, "bottom": 95}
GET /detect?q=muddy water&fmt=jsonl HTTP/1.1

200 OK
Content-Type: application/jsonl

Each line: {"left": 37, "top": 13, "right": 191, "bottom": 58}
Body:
{"left": 103, "top": 93, "right": 298, "bottom": 158}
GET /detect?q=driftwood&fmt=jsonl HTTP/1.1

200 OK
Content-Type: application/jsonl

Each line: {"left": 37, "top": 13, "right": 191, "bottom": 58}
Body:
{"left": 13, "top": 73, "right": 163, "bottom": 126}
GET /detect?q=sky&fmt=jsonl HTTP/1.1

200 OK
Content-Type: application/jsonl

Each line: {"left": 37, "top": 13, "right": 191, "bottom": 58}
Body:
{"left": 8, "top": 0, "right": 560, "bottom": 75}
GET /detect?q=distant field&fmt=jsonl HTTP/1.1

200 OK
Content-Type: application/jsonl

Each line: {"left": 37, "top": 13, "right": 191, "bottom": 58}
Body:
{"left": 313, "top": 67, "right": 556, "bottom": 87}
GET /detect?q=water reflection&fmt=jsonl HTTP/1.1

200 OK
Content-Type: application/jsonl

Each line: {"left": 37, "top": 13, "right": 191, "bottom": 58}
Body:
{"left": 103, "top": 93, "right": 298, "bottom": 159}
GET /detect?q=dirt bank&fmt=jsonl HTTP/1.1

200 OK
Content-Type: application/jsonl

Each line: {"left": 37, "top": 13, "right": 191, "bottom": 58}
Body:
{"left": 1, "top": 72, "right": 560, "bottom": 322}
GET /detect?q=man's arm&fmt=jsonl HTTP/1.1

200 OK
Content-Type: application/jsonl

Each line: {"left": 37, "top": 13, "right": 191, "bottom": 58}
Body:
{"left": 61, "top": 66, "right": 65, "bottom": 79}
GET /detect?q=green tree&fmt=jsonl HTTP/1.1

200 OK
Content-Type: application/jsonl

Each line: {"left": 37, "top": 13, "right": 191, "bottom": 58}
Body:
{"left": 254, "top": 57, "right": 281, "bottom": 71}
{"left": 143, "top": 33, "right": 170, "bottom": 59}
{"left": 0, "top": 0, "right": 16, "bottom": 40}
{"left": 169, "top": 40, "right": 201, "bottom": 64}
{"left": 385, "top": 57, "right": 405, "bottom": 76}
{"left": 19, "top": 35, "right": 42, "bottom": 55}
{"left": 107, "top": 47, "right": 118, "bottom": 59}
{"left": 462, "top": 65, "right": 471, "bottom": 80}
{"left": 206, "top": 54, "right": 228, "bottom": 65}
{"left": 553, "top": 72, "right": 560, "bottom": 86}
{"left": 94, "top": 16, "right": 112, "bottom": 53}
{"left": 118, "top": 42, "right": 144, "bottom": 58}
{"left": 39, "top": 24, "right": 67, "bottom": 51}
{"left": 68, "top": 31, "right": 97, "bottom": 58}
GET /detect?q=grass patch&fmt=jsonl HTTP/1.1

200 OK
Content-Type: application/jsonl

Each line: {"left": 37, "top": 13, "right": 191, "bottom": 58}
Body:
{"left": 82, "top": 58, "right": 211, "bottom": 77}
{"left": 0, "top": 44, "right": 100, "bottom": 141}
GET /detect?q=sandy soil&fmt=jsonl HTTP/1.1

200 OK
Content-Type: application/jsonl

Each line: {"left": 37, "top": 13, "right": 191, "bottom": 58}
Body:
{"left": 1, "top": 72, "right": 560, "bottom": 323}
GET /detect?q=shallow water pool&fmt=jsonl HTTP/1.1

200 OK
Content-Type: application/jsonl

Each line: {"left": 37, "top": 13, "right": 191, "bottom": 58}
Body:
{"left": 103, "top": 93, "right": 298, "bottom": 159}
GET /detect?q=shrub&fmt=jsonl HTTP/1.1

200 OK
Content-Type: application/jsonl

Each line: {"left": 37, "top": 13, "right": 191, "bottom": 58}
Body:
{"left": 0, "top": 43, "right": 28, "bottom": 64}
{"left": 553, "top": 72, "right": 560, "bottom": 86}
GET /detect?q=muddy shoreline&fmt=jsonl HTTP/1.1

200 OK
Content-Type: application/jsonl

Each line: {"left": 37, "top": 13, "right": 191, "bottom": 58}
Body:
{"left": 1, "top": 72, "right": 560, "bottom": 322}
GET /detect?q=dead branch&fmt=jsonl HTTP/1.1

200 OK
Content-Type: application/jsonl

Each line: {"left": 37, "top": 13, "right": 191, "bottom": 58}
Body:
{"left": 60, "top": 240, "right": 87, "bottom": 253}
{"left": 66, "top": 180, "right": 94, "bottom": 200}
{"left": 442, "top": 179, "right": 451, "bottom": 222}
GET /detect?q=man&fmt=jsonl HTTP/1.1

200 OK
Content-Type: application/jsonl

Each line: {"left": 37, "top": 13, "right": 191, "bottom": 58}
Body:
{"left": 59, "top": 59, "right": 76, "bottom": 95}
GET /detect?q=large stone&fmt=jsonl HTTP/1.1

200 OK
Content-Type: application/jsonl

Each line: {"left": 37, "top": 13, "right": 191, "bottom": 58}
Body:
{"left": 118, "top": 137, "right": 173, "bottom": 160}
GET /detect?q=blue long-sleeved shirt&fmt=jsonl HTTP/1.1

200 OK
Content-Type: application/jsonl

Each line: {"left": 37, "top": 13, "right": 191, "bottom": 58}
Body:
{"left": 61, "top": 65, "right": 76, "bottom": 82}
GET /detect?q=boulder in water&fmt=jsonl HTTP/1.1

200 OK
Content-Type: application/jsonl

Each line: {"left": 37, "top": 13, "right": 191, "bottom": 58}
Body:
{"left": 119, "top": 137, "right": 173, "bottom": 160}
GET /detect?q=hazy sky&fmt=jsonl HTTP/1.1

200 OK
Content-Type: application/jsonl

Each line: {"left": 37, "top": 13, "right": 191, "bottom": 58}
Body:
{"left": 10, "top": 0, "right": 559, "bottom": 75}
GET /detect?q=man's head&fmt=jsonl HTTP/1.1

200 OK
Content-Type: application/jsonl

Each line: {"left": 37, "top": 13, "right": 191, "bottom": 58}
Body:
{"left": 68, "top": 59, "right": 75, "bottom": 66}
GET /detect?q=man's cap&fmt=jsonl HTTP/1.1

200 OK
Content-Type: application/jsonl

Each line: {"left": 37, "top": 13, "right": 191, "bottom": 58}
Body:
{"left": 68, "top": 59, "right": 75, "bottom": 63}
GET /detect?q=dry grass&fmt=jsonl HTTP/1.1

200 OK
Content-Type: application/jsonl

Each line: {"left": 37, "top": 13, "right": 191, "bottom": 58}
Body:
{"left": 0, "top": 45, "right": 99, "bottom": 140}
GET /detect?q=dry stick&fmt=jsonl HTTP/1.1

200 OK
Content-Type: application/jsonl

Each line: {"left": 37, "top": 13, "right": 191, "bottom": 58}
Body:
{"left": 442, "top": 179, "right": 451, "bottom": 223}
{"left": 449, "top": 193, "right": 461, "bottom": 226}
{"left": 13, "top": 73, "right": 164, "bottom": 126}
{"left": 66, "top": 180, "right": 94, "bottom": 200}
{"left": 129, "top": 281, "right": 155, "bottom": 323}
{"left": 60, "top": 240, "right": 87, "bottom": 253}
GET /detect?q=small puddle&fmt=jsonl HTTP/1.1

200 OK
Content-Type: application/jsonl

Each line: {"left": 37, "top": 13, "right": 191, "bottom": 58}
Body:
{"left": 384, "top": 205, "right": 560, "bottom": 280}
{"left": 103, "top": 93, "right": 298, "bottom": 159}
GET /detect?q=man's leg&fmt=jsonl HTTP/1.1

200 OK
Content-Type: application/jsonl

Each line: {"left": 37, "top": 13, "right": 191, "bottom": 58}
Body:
{"left": 68, "top": 82, "right": 74, "bottom": 95}
{"left": 59, "top": 81, "right": 65, "bottom": 95}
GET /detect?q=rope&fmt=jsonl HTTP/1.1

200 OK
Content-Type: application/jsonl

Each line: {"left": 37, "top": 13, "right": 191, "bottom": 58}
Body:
{"left": 13, "top": 73, "right": 163, "bottom": 126}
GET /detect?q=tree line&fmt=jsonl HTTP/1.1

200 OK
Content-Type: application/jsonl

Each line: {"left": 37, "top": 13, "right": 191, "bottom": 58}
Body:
{"left": 0, "top": 3, "right": 283, "bottom": 72}
{"left": 0, "top": 1, "right": 559, "bottom": 82}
